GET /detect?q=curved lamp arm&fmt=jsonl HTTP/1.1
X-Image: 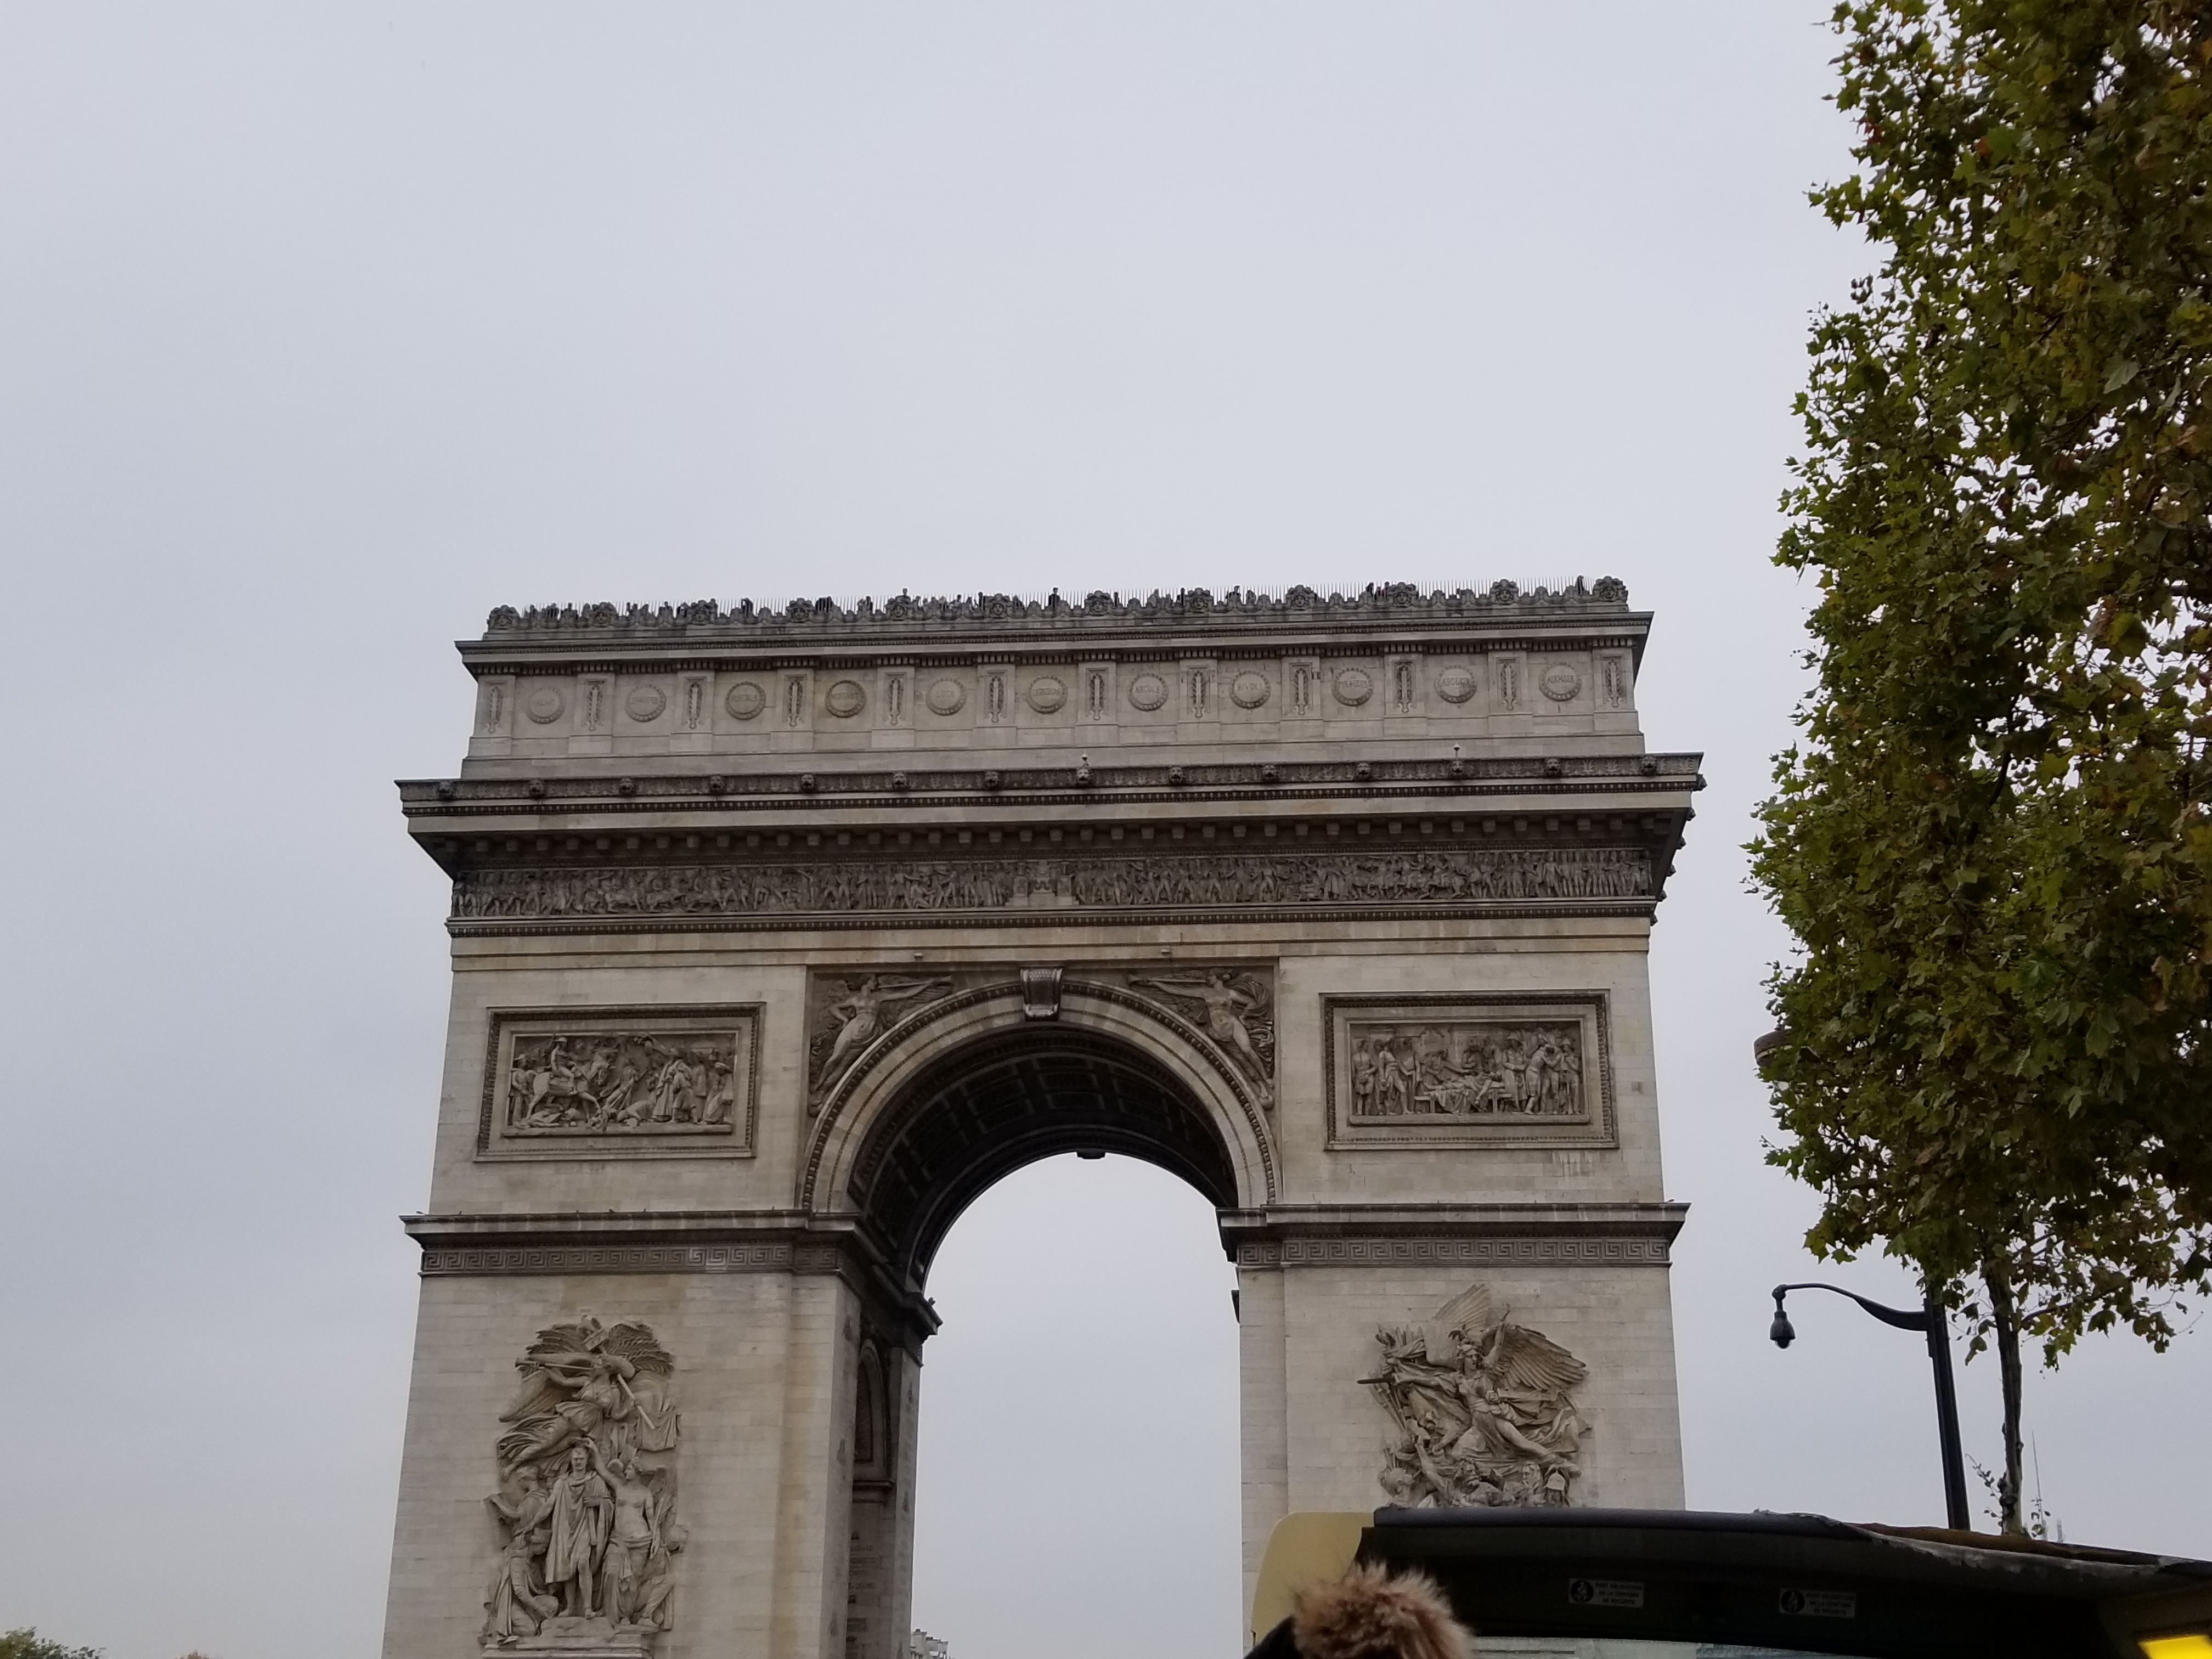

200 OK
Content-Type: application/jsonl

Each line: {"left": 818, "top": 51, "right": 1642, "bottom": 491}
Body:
{"left": 1770, "top": 1281, "right": 1930, "bottom": 1343}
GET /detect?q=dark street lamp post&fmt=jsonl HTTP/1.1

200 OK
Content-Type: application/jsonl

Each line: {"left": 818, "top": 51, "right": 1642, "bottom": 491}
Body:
{"left": 1769, "top": 1281, "right": 1972, "bottom": 1530}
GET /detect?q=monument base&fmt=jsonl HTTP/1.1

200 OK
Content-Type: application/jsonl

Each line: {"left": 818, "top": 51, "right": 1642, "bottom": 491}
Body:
{"left": 483, "top": 1618, "right": 657, "bottom": 1657}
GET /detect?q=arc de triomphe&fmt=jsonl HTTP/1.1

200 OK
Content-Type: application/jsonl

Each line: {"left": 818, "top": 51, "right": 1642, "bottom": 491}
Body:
{"left": 380, "top": 580, "right": 1699, "bottom": 1659}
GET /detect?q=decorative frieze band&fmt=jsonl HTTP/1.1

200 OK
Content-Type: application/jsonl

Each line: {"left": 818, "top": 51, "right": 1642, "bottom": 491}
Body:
{"left": 414, "top": 1233, "right": 1671, "bottom": 1275}
{"left": 416, "top": 1242, "right": 853, "bottom": 1276}
{"left": 451, "top": 845, "right": 1654, "bottom": 924}
{"left": 1235, "top": 1237, "right": 1671, "bottom": 1268}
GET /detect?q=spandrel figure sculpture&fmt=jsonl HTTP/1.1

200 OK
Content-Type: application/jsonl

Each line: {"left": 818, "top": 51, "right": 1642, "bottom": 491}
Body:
{"left": 1129, "top": 970, "right": 1275, "bottom": 1101}
{"left": 1363, "top": 1283, "right": 1590, "bottom": 1509}
{"left": 812, "top": 975, "right": 953, "bottom": 1101}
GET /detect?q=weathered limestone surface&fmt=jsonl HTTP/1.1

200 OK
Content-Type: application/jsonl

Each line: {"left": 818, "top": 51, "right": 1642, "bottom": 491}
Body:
{"left": 380, "top": 583, "right": 1698, "bottom": 1659}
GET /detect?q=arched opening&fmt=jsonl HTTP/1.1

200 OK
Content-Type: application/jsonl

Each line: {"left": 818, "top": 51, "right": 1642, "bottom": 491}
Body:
{"left": 908, "top": 1155, "right": 1242, "bottom": 1659}
{"left": 844, "top": 1023, "right": 1242, "bottom": 1289}
{"left": 834, "top": 1023, "right": 1247, "bottom": 1659}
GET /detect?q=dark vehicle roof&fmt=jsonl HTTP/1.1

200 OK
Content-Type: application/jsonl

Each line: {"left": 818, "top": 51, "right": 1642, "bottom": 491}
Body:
{"left": 1356, "top": 1508, "right": 2212, "bottom": 1658}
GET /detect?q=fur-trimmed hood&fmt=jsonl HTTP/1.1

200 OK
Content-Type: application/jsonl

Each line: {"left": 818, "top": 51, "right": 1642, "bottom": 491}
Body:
{"left": 1245, "top": 1563, "right": 1473, "bottom": 1659}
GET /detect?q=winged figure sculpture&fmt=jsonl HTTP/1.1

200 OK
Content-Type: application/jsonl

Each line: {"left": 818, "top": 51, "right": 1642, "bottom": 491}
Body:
{"left": 496, "top": 1315, "right": 679, "bottom": 1473}
{"left": 1363, "top": 1283, "right": 1591, "bottom": 1509}
{"left": 483, "top": 1314, "right": 686, "bottom": 1641}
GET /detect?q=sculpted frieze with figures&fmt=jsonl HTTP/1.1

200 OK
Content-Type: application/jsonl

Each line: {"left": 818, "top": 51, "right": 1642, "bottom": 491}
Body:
{"left": 452, "top": 846, "right": 1653, "bottom": 927}
{"left": 1325, "top": 994, "right": 1614, "bottom": 1149}
{"left": 804, "top": 963, "right": 1275, "bottom": 1111}
{"left": 482, "top": 1316, "right": 683, "bottom": 1652}
{"left": 477, "top": 1008, "right": 759, "bottom": 1160}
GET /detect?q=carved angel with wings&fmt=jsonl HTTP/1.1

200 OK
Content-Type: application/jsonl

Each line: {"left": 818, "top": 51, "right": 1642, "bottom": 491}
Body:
{"left": 811, "top": 975, "right": 953, "bottom": 1103}
{"left": 1129, "top": 969, "right": 1275, "bottom": 1101}
{"left": 496, "top": 1315, "right": 679, "bottom": 1474}
{"left": 1363, "top": 1283, "right": 1590, "bottom": 1509}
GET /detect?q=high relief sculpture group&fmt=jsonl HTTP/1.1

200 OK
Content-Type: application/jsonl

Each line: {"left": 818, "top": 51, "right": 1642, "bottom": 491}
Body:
{"left": 1365, "top": 1284, "right": 1592, "bottom": 1509}
{"left": 483, "top": 1318, "right": 685, "bottom": 1647}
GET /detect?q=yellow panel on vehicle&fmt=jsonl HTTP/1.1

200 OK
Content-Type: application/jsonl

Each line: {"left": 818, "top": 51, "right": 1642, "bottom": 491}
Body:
{"left": 1250, "top": 1512, "right": 1373, "bottom": 1646}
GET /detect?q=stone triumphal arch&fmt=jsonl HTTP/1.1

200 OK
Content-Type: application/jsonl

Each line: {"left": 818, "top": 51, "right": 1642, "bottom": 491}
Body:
{"left": 380, "top": 582, "right": 1699, "bottom": 1659}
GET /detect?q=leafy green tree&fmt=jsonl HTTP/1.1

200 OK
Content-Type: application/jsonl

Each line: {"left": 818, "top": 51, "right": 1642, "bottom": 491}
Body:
{"left": 1752, "top": 0, "right": 2211, "bottom": 1531}
{"left": 0, "top": 1630, "right": 103, "bottom": 1659}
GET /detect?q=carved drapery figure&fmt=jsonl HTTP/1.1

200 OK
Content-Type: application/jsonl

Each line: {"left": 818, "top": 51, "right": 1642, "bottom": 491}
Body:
{"left": 1363, "top": 1284, "right": 1590, "bottom": 1509}
{"left": 1129, "top": 970, "right": 1275, "bottom": 1102}
{"left": 809, "top": 975, "right": 953, "bottom": 1105}
{"left": 1348, "top": 1022, "right": 1584, "bottom": 1120}
{"left": 484, "top": 1316, "right": 682, "bottom": 1648}
{"left": 483, "top": 1464, "right": 559, "bottom": 1639}
{"left": 544, "top": 1443, "right": 613, "bottom": 1617}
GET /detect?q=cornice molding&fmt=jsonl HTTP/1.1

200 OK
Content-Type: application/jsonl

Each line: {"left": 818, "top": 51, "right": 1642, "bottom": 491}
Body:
{"left": 398, "top": 754, "right": 1708, "bottom": 816}
{"left": 402, "top": 1209, "right": 940, "bottom": 1331}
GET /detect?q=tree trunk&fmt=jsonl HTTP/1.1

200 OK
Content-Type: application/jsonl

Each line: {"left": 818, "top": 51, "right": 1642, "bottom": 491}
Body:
{"left": 1984, "top": 1260, "right": 2025, "bottom": 1534}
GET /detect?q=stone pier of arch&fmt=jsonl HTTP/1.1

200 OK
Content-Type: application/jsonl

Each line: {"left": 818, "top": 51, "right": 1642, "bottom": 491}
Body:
{"left": 379, "top": 583, "right": 1698, "bottom": 1659}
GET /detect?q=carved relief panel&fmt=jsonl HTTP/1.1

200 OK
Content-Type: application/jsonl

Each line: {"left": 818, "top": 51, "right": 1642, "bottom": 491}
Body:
{"left": 1324, "top": 992, "right": 1614, "bottom": 1149}
{"left": 477, "top": 1006, "right": 760, "bottom": 1161}
{"left": 1366, "top": 1283, "right": 1590, "bottom": 1509}
{"left": 804, "top": 962, "right": 1276, "bottom": 1114}
{"left": 482, "top": 1315, "right": 684, "bottom": 1647}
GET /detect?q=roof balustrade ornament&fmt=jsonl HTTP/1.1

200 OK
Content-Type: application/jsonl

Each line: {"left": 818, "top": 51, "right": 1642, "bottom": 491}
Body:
{"left": 481, "top": 578, "right": 1633, "bottom": 640}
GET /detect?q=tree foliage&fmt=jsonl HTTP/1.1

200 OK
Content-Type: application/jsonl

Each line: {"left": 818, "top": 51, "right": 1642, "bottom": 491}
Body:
{"left": 0, "top": 1632, "right": 103, "bottom": 1659}
{"left": 1751, "top": 0, "right": 2212, "bottom": 1525}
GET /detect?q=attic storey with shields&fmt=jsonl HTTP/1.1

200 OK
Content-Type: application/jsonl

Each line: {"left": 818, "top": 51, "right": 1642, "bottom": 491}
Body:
{"left": 380, "top": 580, "right": 1698, "bottom": 1659}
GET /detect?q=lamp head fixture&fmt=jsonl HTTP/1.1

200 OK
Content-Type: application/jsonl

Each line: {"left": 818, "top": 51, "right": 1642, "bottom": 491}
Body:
{"left": 1769, "top": 1287, "right": 1797, "bottom": 1350}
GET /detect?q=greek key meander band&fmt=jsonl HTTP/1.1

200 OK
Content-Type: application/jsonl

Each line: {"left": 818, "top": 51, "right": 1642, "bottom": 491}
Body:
{"left": 418, "top": 1243, "right": 827, "bottom": 1276}
{"left": 415, "top": 1235, "right": 1669, "bottom": 1276}
{"left": 1235, "top": 1238, "right": 1669, "bottom": 1266}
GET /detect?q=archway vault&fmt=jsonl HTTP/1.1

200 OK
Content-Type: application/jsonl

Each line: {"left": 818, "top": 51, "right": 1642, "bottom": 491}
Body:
{"left": 800, "top": 980, "right": 1276, "bottom": 1286}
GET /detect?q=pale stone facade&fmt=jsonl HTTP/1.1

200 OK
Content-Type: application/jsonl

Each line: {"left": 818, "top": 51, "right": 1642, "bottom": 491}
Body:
{"left": 380, "top": 582, "right": 1696, "bottom": 1659}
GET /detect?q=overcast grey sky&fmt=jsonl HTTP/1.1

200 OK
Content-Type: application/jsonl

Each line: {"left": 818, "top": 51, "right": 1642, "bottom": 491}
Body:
{"left": 3, "top": 6, "right": 2206, "bottom": 1659}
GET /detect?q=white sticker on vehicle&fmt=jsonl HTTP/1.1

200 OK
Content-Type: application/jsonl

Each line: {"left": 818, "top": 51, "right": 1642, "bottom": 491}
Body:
{"left": 1567, "top": 1578, "right": 1645, "bottom": 1609}
{"left": 1779, "top": 1588, "right": 1858, "bottom": 1618}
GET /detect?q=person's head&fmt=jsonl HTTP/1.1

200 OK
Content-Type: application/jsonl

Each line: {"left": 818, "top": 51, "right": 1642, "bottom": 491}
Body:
{"left": 516, "top": 1465, "right": 539, "bottom": 1489}
{"left": 567, "top": 1443, "right": 590, "bottom": 1472}
{"left": 1290, "top": 1564, "right": 1471, "bottom": 1659}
